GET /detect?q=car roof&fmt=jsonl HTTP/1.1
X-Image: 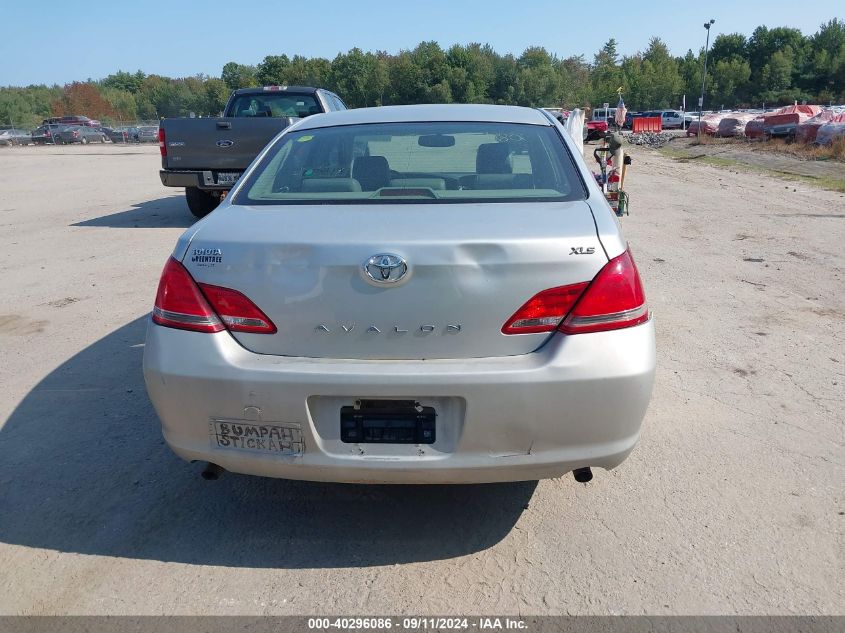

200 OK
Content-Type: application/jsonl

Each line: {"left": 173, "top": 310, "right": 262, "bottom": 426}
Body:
{"left": 294, "top": 104, "right": 552, "bottom": 131}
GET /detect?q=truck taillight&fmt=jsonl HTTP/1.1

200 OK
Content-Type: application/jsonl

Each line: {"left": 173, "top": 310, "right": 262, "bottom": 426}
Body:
{"left": 158, "top": 127, "right": 166, "bottom": 156}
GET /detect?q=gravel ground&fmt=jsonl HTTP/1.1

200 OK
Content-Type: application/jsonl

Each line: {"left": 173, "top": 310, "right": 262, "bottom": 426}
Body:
{"left": 0, "top": 144, "right": 842, "bottom": 615}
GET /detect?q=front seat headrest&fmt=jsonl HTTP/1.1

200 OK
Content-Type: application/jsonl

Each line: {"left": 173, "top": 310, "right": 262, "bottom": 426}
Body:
{"left": 352, "top": 156, "right": 391, "bottom": 191}
{"left": 476, "top": 143, "right": 512, "bottom": 174}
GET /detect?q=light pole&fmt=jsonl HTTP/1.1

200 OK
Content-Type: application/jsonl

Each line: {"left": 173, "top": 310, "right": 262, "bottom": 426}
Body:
{"left": 697, "top": 19, "right": 716, "bottom": 140}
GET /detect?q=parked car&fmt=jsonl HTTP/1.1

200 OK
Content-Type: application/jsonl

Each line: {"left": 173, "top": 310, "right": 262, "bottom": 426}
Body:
{"left": 102, "top": 127, "right": 130, "bottom": 143}
{"left": 143, "top": 104, "right": 656, "bottom": 484}
{"left": 0, "top": 128, "right": 32, "bottom": 145}
{"left": 54, "top": 125, "right": 108, "bottom": 144}
{"left": 31, "top": 124, "right": 64, "bottom": 144}
{"left": 97, "top": 127, "right": 118, "bottom": 142}
{"left": 159, "top": 85, "right": 347, "bottom": 217}
{"left": 106, "top": 126, "right": 140, "bottom": 143}
{"left": 137, "top": 126, "right": 159, "bottom": 142}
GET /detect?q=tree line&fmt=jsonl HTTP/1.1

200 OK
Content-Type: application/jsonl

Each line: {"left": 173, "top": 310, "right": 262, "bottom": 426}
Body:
{"left": 1, "top": 19, "right": 843, "bottom": 129}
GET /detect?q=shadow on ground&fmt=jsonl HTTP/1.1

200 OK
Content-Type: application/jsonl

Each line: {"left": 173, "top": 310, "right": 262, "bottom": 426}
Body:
{"left": 0, "top": 317, "right": 534, "bottom": 568}
{"left": 73, "top": 196, "right": 194, "bottom": 229}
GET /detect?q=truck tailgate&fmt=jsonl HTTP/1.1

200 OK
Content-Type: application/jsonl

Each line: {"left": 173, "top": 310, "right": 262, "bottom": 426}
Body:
{"left": 161, "top": 117, "right": 295, "bottom": 171}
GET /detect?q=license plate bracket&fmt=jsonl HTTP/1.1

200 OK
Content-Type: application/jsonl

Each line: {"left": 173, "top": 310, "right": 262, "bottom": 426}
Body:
{"left": 340, "top": 400, "right": 435, "bottom": 444}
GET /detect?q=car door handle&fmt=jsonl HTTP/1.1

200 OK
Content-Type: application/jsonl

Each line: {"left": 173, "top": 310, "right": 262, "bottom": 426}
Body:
{"left": 216, "top": 121, "right": 231, "bottom": 129}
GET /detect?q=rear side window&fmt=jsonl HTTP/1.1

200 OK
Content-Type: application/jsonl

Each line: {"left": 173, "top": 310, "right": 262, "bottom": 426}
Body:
{"left": 237, "top": 121, "right": 584, "bottom": 205}
{"left": 229, "top": 93, "right": 321, "bottom": 118}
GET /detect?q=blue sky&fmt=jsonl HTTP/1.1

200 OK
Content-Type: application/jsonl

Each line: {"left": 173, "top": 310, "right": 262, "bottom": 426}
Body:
{"left": 0, "top": 0, "right": 838, "bottom": 86}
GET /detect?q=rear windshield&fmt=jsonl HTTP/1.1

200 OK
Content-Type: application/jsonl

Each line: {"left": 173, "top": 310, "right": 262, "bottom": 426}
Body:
{"left": 229, "top": 93, "right": 320, "bottom": 118}
{"left": 236, "top": 121, "right": 584, "bottom": 205}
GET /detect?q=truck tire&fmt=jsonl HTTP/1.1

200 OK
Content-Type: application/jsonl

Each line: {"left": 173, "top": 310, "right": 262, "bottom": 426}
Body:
{"left": 185, "top": 187, "right": 219, "bottom": 218}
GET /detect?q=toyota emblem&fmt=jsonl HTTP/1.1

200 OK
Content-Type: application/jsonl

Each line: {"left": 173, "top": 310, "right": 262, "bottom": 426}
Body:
{"left": 362, "top": 253, "right": 408, "bottom": 285}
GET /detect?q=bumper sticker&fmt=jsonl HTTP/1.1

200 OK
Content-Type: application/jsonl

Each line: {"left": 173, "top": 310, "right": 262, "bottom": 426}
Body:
{"left": 210, "top": 420, "right": 304, "bottom": 456}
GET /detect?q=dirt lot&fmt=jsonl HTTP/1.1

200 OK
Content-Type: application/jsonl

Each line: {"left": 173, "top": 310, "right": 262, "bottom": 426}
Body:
{"left": 0, "top": 144, "right": 842, "bottom": 615}
{"left": 658, "top": 135, "right": 845, "bottom": 191}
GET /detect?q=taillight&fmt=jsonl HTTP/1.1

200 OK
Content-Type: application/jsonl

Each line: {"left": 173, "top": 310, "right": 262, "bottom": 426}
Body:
{"left": 501, "top": 250, "right": 648, "bottom": 336}
{"left": 158, "top": 127, "right": 166, "bottom": 156}
{"left": 198, "top": 283, "right": 277, "bottom": 334}
{"left": 152, "top": 258, "right": 223, "bottom": 333}
{"left": 501, "top": 283, "right": 589, "bottom": 334}
{"left": 559, "top": 250, "right": 648, "bottom": 334}
{"left": 151, "top": 257, "right": 276, "bottom": 334}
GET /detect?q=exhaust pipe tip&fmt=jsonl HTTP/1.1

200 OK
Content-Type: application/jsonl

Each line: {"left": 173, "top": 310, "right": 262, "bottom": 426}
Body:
{"left": 201, "top": 462, "right": 225, "bottom": 481}
{"left": 572, "top": 467, "right": 593, "bottom": 483}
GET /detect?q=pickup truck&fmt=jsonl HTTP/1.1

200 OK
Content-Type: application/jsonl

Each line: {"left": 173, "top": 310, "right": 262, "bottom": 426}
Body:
{"left": 159, "top": 85, "right": 347, "bottom": 217}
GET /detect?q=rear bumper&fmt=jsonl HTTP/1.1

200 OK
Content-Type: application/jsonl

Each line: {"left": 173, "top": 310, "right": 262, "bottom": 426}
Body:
{"left": 143, "top": 319, "right": 656, "bottom": 484}
{"left": 160, "top": 170, "right": 239, "bottom": 190}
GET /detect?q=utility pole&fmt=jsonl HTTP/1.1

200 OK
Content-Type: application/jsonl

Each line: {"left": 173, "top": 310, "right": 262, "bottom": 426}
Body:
{"left": 698, "top": 19, "right": 716, "bottom": 140}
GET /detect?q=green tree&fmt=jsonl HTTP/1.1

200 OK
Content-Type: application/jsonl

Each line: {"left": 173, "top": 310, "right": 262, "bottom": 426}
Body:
{"left": 491, "top": 54, "right": 521, "bottom": 104}
{"left": 256, "top": 55, "right": 290, "bottom": 85}
{"left": 386, "top": 50, "right": 424, "bottom": 104}
{"left": 221, "top": 62, "right": 257, "bottom": 90}
{"left": 761, "top": 48, "right": 794, "bottom": 96}
{"left": 709, "top": 34, "right": 748, "bottom": 65}
{"left": 710, "top": 58, "right": 752, "bottom": 108}
{"left": 204, "top": 78, "right": 230, "bottom": 115}
{"left": 101, "top": 86, "right": 138, "bottom": 122}
{"left": 518, "top": 47, "right": 562, "bottom": 106}
{"left": 329, "top": 48, "right": 387, "bottom": 107}
{"left": 558, "top": 55, "right": 592, "bottom": 109}
{"left": 808, "top": 19, "right": 845, "bottom": 100}
{"left": 677, "top": 49, "right": 703, "bottom": 108}
{"left": 283, "top": 55, "right": 331, "bottom": 87}
{"left": 101, "top": 70, "right": 146, "bottom": 94}
{"left": 591, "top": 39, "right": 622, "bottom": 106}
{"left": 446, "top": 43, "right": 496, "bottom": 103}
{"left": 5, "top": 24, "right": 845, "bottom": 123}
{"left": 637, "top": 37, "right": 682, "bottom": 108}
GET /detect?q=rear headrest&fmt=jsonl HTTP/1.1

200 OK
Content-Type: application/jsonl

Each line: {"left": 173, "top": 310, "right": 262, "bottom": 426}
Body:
{"left": 476, "top": 143, "right": 512, "bottom": 174}
{"left": 352, "top": 156, "right": 391, "bottom": 191}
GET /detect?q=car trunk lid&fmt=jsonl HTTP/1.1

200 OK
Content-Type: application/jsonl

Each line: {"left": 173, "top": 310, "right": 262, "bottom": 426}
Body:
{"left": 182, "top": 201, "right": 606, "bottom": 360}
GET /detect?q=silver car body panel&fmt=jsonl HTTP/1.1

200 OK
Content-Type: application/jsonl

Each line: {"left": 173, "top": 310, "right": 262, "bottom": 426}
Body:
{"left": 143, "top": 318, "right": 655, "bottom": 484}
{"left": 182, "top": 200, "right": 606, "bottom": 360}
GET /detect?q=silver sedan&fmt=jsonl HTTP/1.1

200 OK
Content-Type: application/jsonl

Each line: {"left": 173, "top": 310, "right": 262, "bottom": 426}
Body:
{"left": 143, "top": 104, "right": 656, "bottom": 484}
